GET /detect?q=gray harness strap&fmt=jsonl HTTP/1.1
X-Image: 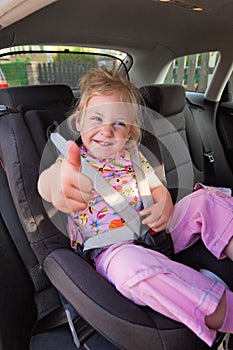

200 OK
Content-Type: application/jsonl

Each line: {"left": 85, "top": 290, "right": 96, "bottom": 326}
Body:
{"left": 81, "top": 158, "right": 142, "bottom": 237}
{"left": 129, "top": 145, "right": 154, "bottom": 235}
{"left": 83, "top": 225, "right": 136, "bottom": 251}
{"left": 130, "top": 146, "right": 154, "bottom": 209}
{"left": 82, "top": 144, "right": 153, "bottom": 251}
{"left": 50, "top": 133, "right": 154, "bottom": 251}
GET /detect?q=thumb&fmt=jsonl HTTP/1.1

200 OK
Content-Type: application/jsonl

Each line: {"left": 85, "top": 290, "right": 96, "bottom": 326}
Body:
{"left": 66, "top": 141, "right": 82, "bottom": 169}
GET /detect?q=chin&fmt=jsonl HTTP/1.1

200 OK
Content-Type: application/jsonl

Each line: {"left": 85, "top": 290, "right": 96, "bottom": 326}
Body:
{"left": 89, "top": 149, "right": 114, "bottom": 160}
{"left": 88, "top": 144, "right": 117, "bottom": 160}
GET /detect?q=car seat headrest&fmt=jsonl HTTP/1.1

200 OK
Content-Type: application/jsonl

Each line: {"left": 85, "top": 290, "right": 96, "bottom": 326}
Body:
{"left": 140, "top": 84, "right": 185, "bottom": 117}
{"left": 0, "top": 84, "right": 75, "bottom": 110}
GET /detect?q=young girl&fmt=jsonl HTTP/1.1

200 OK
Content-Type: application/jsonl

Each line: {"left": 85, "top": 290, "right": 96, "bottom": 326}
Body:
{"left": 38, "top": 67, "right": 233, "bottom": 346}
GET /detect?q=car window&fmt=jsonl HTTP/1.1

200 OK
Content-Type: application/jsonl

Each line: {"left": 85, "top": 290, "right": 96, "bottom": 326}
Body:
{"left": 0, "top": 45, "right": 130, "bottom": 96}
{"left": 0, "top": 67, "right": 8, "bottom": 88}
{"left": 164, "top": 51, "right": 219, "bottom": 92}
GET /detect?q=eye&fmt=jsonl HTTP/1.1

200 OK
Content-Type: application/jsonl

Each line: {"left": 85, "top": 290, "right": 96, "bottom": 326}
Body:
{"left": 91, "top": 115, "right": 102, "bottom": 122}
{"left": 114, "top": 121, "right": 126, "bottom": 127}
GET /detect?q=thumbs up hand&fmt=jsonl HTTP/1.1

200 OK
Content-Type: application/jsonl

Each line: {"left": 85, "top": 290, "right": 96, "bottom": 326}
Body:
{"left": 38, "top": 141, "right": 93, "bottom": 213}
{"left": 66, "top": 140, "right": 82, "bottom": 169}
{"left": 60, "top": 141, "right": 93, "bottom": 212}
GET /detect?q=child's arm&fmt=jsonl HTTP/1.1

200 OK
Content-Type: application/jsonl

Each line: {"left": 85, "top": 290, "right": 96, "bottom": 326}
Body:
{"left": 139, "top": 184, "right": 173, "bottom": 232}
{"left": 38, "top": 141, "right": 93, "bottom": 213}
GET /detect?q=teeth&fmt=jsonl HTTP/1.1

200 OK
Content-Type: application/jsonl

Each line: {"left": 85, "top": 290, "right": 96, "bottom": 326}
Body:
{"left": 99, "top": 141, "right": 110, "bottom": 146}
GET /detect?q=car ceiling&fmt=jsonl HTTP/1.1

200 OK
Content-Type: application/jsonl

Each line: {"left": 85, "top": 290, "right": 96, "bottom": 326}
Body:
{"left": 0, "top": 0, "right": 232, "bottom": 57}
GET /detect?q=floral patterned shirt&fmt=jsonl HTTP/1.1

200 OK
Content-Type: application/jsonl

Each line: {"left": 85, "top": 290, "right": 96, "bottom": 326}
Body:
{"left": 68, "top": 145, "right": 161, "bottom": 250}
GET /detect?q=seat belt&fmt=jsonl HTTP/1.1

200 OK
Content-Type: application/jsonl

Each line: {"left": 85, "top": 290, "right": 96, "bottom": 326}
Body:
{"left": 81, "top": 158, "right": 142, "bottom": 237}
{"left": 50, "top": 133, "right": 153, "bottom": 251}
{"left": 130, "top": 144, "right": 154, "bottom": 209}
{"left": 186, "top": 99, "right": 215, "bottom": 185}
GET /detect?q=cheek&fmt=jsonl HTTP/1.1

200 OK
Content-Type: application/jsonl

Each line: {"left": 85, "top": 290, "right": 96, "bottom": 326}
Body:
{"left": 80, "top": 128, "right": 93, "bottom": 145}
{"left": 81, "top": 122, "right": 96, "bottom": 136}
{"left": 116, "top": 131, "right": 131, "bottom": 145}
{"left": 81, "top": 130, "right": 91, "bottom": 142}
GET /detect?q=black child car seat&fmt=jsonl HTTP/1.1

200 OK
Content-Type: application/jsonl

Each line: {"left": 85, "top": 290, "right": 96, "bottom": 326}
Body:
{"left": 0, "top": 84, "right": 232, "bottom": 350}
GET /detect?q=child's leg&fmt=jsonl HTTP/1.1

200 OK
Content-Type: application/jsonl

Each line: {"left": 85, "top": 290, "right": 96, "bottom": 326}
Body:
{"left": 224, "top": 237, "right": 233, "bottom": 260}
{"left": 169, "top": 188, "right": 233, "bottom": 259}
{"left": 95, "top": 242, "right": 230, "bottom": 346}
{"left": 205, "top": 291, "right": 226, "bottom": 329}
{"left": 218, "top": 290, "right": 233, "bottom": 333}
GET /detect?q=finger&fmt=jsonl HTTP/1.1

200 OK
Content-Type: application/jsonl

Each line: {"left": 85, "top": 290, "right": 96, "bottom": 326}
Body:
{"left": 66, "top": 198, "right": 89, "bottom": 212}
{"left": 66, "top": 141, "right": 82, "bottom": 169}
{"left": 142, "top": 217, "right": 166, "bottom": 232}
{"left": 56, "top": 199, "right": 89, "bottom": 213}
{"left": 151, "top": 223, "right": 167, "bottom": 232}
{"left": 139, "top": 207, "right": 152, "bottom": 216}
{"left": 150, "top": 217, "right": 167, "bottom": 232}
{"left": 76, "top": 172, "right": 94, "bottom": 193}
{"left": 53, "top": 186, "right": 92, "bottom": 212}
{"left": 141, "top": 212, "right": 160, "bottom": 225}
{"left": 63, "top": 186, "right": 93, "bottom": 204}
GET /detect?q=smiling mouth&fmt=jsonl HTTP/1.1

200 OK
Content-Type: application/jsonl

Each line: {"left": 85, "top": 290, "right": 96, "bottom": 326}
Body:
{"left": 94, "top": 140, "right": 113, "bottom": 146}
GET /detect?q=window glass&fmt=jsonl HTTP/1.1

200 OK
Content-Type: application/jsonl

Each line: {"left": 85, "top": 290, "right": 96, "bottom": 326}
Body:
{"left": 164, "top": 51, "right": 219, "bottom": 92}
{"left": 0, "top": 46, "right": 130, "bottom": 96}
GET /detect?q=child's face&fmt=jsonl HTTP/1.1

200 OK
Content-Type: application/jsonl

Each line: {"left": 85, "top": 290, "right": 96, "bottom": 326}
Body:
{"left": 77, "top": 91, "right": 133, "bottom": 160}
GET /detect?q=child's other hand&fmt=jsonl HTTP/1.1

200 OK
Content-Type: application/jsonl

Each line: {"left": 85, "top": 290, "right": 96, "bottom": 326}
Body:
{"left": 50, "top": 141, "right": 93, "bottom": 213}
{"left": 139, "top": 186, "right": 173, "bottom": 232}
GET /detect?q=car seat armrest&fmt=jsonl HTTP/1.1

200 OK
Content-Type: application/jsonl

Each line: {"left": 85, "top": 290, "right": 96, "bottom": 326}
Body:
{"left": 43, "top": 248, "right": 154, "bottom": 328}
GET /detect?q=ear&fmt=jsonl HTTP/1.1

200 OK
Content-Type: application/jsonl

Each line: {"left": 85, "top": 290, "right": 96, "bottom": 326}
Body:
{"left": 76, "top": 116, "right": 81, "bottom": 132}
{"left": 75, "top": 113, "right": 81, "bottom": 131}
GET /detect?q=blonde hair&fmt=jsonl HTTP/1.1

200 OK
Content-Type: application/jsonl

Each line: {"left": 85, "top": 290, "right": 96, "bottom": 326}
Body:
{"left": 73, "top": 67, "right": 143, "bottom": 143}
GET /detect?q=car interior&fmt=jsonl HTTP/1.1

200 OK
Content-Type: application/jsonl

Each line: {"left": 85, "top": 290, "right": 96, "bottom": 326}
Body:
{"left": 0, "top": 0, "right": 233, "bottom": 349}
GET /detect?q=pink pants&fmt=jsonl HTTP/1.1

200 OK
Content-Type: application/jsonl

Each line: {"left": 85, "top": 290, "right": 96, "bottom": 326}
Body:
{"left": 94, "top": 188, "right": 233, "bottom": 346}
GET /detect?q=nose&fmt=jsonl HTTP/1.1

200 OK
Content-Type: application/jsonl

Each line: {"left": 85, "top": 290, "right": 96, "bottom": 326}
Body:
{"left": 100, "top": 123, "right": 113, "bottom": 137}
